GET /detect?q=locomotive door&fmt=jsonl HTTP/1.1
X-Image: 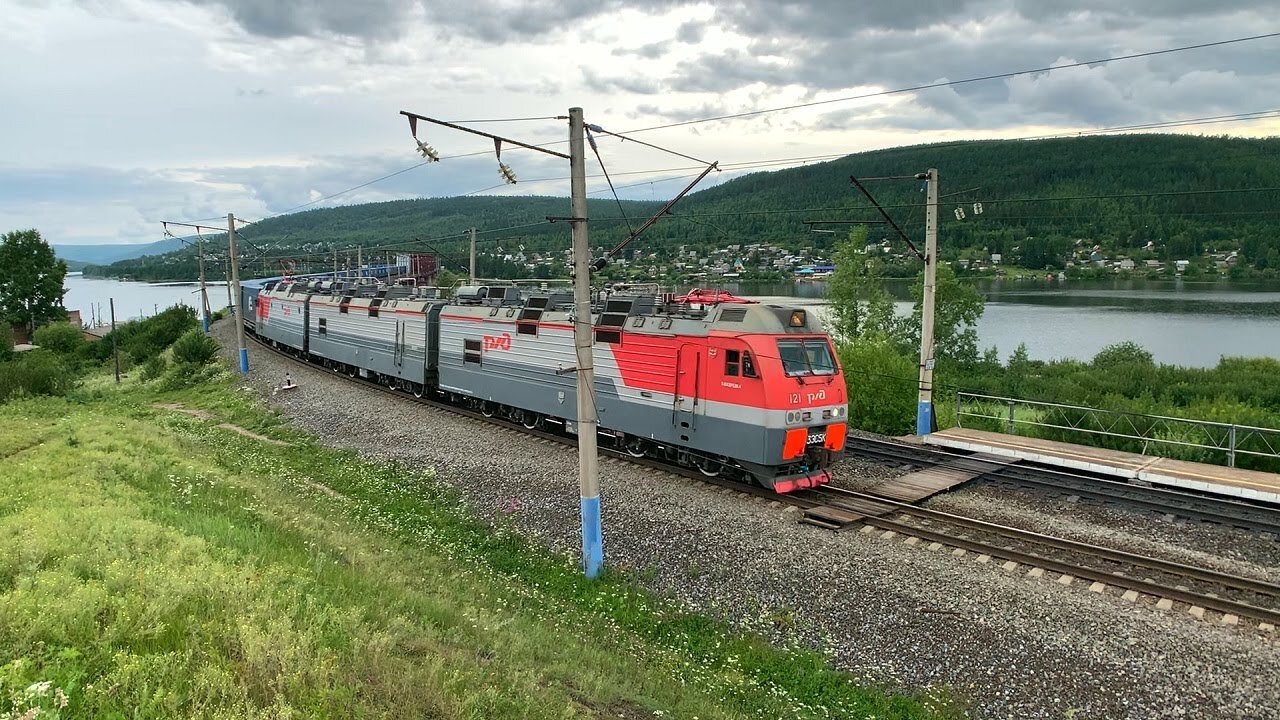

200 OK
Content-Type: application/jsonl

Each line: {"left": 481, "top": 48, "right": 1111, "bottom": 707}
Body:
{"left": 393, "top": 320, "right": 405, "bottom": 367}
{"left": 673, "top": 343, "right": 703, "bottom": 433}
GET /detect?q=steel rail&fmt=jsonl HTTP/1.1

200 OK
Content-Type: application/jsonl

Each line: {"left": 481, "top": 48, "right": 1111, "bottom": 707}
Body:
{"left": 812, "top": 486, "right": 1280, "bottom": 596}
{"left": 805, "top": 485, "right": 1280, "bottom": 625}
{"left": 843, "top": 435, "right": 1280, "bottom": 534}
{"left": 243, "top": 333, "right": 1280, "bottom": 624}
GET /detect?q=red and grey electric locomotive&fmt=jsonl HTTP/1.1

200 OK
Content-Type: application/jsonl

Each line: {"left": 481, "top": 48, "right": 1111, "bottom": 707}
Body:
{"left": 249, "top": 280, "right": 847, "bottom": 492}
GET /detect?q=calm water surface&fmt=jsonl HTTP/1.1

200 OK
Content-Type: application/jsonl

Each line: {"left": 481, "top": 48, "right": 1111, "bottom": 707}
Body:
{"left": 66, "top": 275, "right": 1279, "bottom": 368}
{"left": 735, "top": 278, "right": 1280, "bottom": 368}
{"left": 65, "top": 274, "right": 230, "bottom": 325}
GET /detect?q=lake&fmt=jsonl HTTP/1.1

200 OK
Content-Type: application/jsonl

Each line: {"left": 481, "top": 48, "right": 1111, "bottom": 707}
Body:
{"left": 64, "top": 275, "right": 1280, "bottom": 368}
{"left": 735, "top": 278, "right": 1280, "bottom": 368}
{"left": 65, "top": 274, "right": 231, "bottom": 326}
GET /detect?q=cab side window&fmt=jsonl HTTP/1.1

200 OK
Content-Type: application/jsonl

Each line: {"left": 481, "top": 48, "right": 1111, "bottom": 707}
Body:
{"left": 725, "top": 349, "right": 759, "bottom": 378}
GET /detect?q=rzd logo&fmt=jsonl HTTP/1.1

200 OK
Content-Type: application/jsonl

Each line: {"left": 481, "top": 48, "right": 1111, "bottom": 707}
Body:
{"left": 483, "top": 333, "right": 512, "bottom": 351}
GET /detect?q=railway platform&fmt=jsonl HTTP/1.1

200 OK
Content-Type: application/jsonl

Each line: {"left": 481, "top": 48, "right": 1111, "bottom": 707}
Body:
{"left": 924, "top": 427, "right": 1280, "bottom": 505}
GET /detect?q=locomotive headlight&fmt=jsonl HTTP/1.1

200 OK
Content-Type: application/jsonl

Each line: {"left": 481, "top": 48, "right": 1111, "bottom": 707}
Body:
{"left": 786, "top": 412, "right": 796, "bottom": 423}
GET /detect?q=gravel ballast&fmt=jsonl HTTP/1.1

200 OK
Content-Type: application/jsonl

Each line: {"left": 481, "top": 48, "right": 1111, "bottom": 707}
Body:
{"left": 213, "top": 321, "right": 1280, "bottom": 720}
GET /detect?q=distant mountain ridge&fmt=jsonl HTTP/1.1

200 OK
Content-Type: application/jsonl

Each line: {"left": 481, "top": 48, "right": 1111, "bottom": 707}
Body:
{"left": 89, "top": 134, "right": 1280, "bottom": 281}
{"left": 55, "top": 237, "right": 188, "bottom": 266}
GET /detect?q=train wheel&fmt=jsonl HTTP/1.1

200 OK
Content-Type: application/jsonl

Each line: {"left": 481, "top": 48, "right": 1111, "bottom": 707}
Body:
{"left": 521, "top": 412, "right": 541, "bottom": 430}
{"left": 622, "top": 436, "right": 647, "bottom": 458}
{"left": 480, "top": 401, "right": 495, "bottom": 418}
{"left": 412, "top": 384, "right": 425, "bottom": 399}
{"left": 694, "top": 456, "right": 722, "bottom": 477}
{"left": 346, "top": 364, "right": 357, "bottom": 378}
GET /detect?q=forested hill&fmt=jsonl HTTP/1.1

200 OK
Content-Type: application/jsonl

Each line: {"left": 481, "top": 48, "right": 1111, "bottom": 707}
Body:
{"left": 91, "top": 134, "right": 1280, "bottom": 281}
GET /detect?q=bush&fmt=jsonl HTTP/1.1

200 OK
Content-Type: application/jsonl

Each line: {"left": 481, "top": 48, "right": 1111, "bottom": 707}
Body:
{"left": 839, "top": 339, "right": 919, "bottom": 435}
{"left": 0, "top": 324, "right": 12, "bottom": 361}
{"left": 158, "top": 361, "right": 221, "bottom": 391}
{"left": 0, "top": 351, "right": 78, "bottom": 402}
{"left": 171, "top": 329, "right": 219, "bottom": 366}
{"left": 139, "top": 354, "right": 169, "bottom": 381}
{"left": 89, "top": 305, "right": 198, "bottom": 364}
{"left": 1092, "top": 341, "right": 1154, "bottom": 369}
{"left": 32, "top": 322, "right": 85, "bottom": 355}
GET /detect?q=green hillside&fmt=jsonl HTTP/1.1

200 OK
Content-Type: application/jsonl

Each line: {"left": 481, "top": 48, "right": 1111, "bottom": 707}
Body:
{"left": 91, "top": 134, "right": 1280, "bottom": 282}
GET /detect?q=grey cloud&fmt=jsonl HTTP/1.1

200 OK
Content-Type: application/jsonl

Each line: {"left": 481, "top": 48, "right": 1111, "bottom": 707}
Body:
{"left": 185, "top": 0, "right": 410, "bottom": 39}
{"left": 612, "top": 40, "right": 671, "bottom": 59}
{"left": 675, "top": 20, "right": 705, "bottom": 43}
{"left": 1011, "top": 0, "right": 1271, "bottom": 22}
{"left": 647, "top": 1, "right": 1280, "bottom": 131}
{"left": 632, "top": 101, "right": 734, "bottom": 123}
{"left": 159, "top": 0, "right": 682, "bottom": 40}
{"left": 583, "top": 68, "right": 665, "bottom": 95}
{"left": 0, "top": 148, "right": 568, "bottom": 245}
{"left": 667, "top": 49, "right": 797, "bottom": 93}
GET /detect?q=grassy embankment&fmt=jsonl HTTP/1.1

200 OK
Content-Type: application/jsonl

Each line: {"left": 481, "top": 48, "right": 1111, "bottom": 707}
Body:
{"left": 0, "top": 367, "right": 961, "bottom": 719}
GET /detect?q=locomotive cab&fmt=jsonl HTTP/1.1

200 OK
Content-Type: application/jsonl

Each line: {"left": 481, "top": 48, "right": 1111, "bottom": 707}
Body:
{"left": 704, "top": 302, "right": 848, "bottom": 492}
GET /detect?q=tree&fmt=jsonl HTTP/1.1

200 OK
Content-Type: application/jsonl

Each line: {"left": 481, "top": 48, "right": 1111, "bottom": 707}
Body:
{"left": 827, "top": 226, "right": 896, "bottom": 344}
{"left": 0, "top": 229, "right": 67, "bottom": 333}
{"left": 897, "top": 263, "right": 985, "bottom": 367}
{"left": 32, "top": 322, "right": 84, "bottom": 355}
{"left": 171, "top": 328, "right": 219, "bottom": 365}
{"left": 839, "top": 339, "right": 918, "bottom": 434}
{"left": 0, "top": 323, "right": 12, "bottom": 361}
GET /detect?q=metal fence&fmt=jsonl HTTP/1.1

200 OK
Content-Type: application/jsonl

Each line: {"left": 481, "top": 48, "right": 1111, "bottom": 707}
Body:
{"left": 955, "top": 392, "right": 1280, "bottom": 469}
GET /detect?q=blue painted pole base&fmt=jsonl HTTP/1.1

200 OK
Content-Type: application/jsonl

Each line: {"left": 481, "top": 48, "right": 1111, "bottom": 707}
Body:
{"left": 238, "top": 348, "right": 250, "bottom": 374}
{"left": 916, "top": 400, "right": 934, "bottom": 436}
{"left": 580, "top": 495, "right": 603, "bottom": 579}
{"left": 202, "top": 316, "right": 210, "bottom": 334}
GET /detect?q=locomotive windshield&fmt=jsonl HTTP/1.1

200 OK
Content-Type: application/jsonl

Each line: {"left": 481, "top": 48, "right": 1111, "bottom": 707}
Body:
{"left": 777, "top": 339, "right": 837, "bottom": 376}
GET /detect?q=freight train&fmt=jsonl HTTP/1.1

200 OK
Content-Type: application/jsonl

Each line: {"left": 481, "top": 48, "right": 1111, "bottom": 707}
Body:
{"left": 242, "top": 278, "right": 847, "bottom": 492}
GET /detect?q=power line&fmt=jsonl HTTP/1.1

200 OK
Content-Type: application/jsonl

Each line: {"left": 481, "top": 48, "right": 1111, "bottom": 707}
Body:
{"left": 152, "top": 33, "right": 1280, "bottom": 237}
{"left": 670, "top": 186, "right": 1280, "bottom": 220}
{"left": 444, "top": 115, "right": 566, "bottom": 123}
{"left": 587, "top": 123, "right": 714, "bottom": 166}
{"left": 258, "top": 104, "right": 1278, "bottom": 222}
{"left": 622, "top": 32, "right": 1280, "bottom": 133}
{"left": 586, "top": 126, "right": 634, "bottom": 235}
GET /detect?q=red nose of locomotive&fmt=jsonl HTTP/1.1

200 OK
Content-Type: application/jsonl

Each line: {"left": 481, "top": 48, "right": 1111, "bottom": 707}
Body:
{"left": 753, "top": 330, "right": 848, "bottom": 493}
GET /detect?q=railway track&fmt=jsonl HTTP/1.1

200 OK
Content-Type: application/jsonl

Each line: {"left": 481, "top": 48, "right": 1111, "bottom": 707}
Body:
{"left": 244, "top": 334, "right": 1280, "bottom": 629}
{"left": 844, "top": 435, "right": 1280, "bottom": 536}
{"left": 802, "top": 485, "right": 1280, "bottom": 627}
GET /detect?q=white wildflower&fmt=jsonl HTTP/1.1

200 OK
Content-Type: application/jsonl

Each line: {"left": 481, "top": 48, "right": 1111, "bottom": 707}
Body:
{"left": 24, "top": 681, "right": 51, "bottom": 697}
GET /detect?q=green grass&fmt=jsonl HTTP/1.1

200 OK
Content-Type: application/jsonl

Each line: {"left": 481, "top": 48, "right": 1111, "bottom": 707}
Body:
{"left": 0, "top": 370, "right": 964, "bottom": 719}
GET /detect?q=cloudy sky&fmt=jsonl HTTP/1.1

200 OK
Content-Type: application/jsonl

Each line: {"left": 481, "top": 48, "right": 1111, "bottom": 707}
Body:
{"left": 4, "top": 0, "right": 1279, "bottom": 245}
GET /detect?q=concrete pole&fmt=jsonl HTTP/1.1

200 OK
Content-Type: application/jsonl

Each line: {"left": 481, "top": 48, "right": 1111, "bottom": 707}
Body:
{"left": 357, "top": 245, "right": 363, "bottom": 278}
{"left": 197, "top": 233, "right": 210, "bottom": 333}
{"left": 916, "top": 168, "right": 939, "bottom": 435}
{"left": 469, "top": 227, "right": 477, "bottom": 284}
{"left": 109, "top": 298, "right": 119, "bottom": 383}
{"left": 569, "top": 107, "right": 602, "bottom": 579}
{"left": 228, "top": 213, "right": 249, "bottom": 374}
{"left": 333, "top": 247, "right": 339, "bottom": 279}
{"left": 224, "top": 257, "right": 233, "bottom": 308}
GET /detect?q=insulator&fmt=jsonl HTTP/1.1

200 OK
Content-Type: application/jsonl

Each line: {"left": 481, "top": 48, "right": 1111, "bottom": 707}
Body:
{"left": 973, "top": 202, "right": 984, "bottom": 214}
{"left": 416, "top": 141, "right": 439, "bottom": 162}
{"left": 954, "top": 207, "right": 966, "bottom": 220}
{"left": 498, "top": 162, "right": 517, "bottom": 184}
